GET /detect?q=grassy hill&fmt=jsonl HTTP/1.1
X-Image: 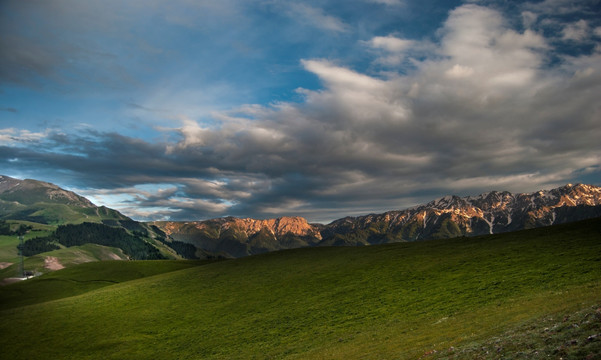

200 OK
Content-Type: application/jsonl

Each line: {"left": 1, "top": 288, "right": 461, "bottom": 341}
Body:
{"left": 0, "top": 220, "right": 177, "bottom": 280}
{"left": 0, "top": 220, "right": 56, "bottom": 263}
{"left": 0, "top": 260, "right": 208, "bottom": 309}
{"left": 0, "top": 218, "right": 600, "bottom": 359}
{"left": 0, "top": 175, "right": 185, "bottom": 269}
{"left": 0, "top": 175, "right": 125, "bottom": 225}
{"left": 0, "top": 220, "right": 191, "bottom": 284}
{"left": 0, "top": 243, "right": 133, "bottom": 282}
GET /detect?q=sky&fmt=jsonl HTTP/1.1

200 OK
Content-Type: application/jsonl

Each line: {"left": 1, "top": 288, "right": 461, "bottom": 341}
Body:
{"left": 1, "top": 0, "right": 601, "bottom": 223}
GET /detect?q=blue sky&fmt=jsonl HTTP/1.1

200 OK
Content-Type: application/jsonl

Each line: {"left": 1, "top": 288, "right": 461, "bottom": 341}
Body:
{"left": 1, "top": 0, "right": 601, "bottom": 223}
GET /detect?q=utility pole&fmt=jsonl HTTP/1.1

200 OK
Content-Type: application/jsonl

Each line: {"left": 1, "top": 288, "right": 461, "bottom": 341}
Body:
{"left": 19, "top": 234, "right": 24, "bottom": 278}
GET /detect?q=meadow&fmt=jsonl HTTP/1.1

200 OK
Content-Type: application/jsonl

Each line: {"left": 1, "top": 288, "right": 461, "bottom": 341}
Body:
{"left": 0, "top": 218, "right": 600, "bottom": 359}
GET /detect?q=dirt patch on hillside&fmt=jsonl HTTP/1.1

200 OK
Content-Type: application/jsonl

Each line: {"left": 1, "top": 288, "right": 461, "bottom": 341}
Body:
{"left": 107, "top": 252, "right": 123, "bottom": 260}
{"left": 0, "top": 262, "right": 12, "bottom": 270}
{"left": 44, "top": 256, "right": 65, "bottom": 271}
{"left": 0, "top": 277, "right": 24, "bottom": 286}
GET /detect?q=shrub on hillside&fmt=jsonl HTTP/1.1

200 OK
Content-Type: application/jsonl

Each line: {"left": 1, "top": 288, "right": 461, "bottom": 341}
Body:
{"left": 164, "top": 240, "right": 199, "bottom": 259}
{"left": 0, "top": 220, "right": 11, "bottom": 235}
{"left": 18, "top": 237, "right": 60, "bottom": 256}
{"left": 54, "top": 222, "right": 165, "bottom": 260}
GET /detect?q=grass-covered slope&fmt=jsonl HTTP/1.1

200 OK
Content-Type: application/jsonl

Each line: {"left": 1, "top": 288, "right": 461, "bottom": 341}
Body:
{"left": 0, "top": 260, "right": 207, "bottom": 309}
{"left": 0, "top": 221, "right": 56, "bottom": 263}
{"left": 0, "top": 243, "right": 132, "bottom": 281}
{"left": 0, "top": 218, "right": 600, "bottom": 359}
{"left": 0, "top": 220, "right": 180, "bottom": 281}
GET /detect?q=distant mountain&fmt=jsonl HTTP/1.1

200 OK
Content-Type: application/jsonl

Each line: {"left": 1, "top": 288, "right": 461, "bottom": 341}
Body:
{"left": 322, "top": 183, "right": 601, "bottom": 246}
{"left": 154, "top": 184, "right": 601, "bottom": 257}
{"left": 0, "top": 175, "right": 93, "bottom": 207}
{"left": 0, "top": 175, "right": 127, "bottom": 225}
{"left": 152, "top": 216, "right": 322, "bottom": 258}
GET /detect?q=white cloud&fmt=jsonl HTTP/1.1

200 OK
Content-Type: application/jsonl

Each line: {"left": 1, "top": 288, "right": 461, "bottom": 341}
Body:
{"left": 445, "top": 64, "right": 475, "bottom": 78}
{"left": 523, "top": 0, "right": 588, "bottom": 15}
{"left": 0, "top": 128, "right": 50, "bottom": 144}
{"left": 301, "top": 59, "right": 385, "bottom": 91}
{"left": 366, "top": 0, "right": 404, "bottom": 6}
{"left": 368, "top": 36, "right": 413, "bottom": 52}
{"left": 0, "top": 128, "right": 16, "bottom": 144}
{"left": 177, "top": 117, "right": 211, "bottom": 147}
{"left": 430, "top": 4, "right": 548, "bottom": 93}
{"left": 299, "top": 59, "right": 410, "bottom": 128}
{"left": 562, "top": 19, "right": 589, "bottom": 41}
{"left": 285, "top": 3, "right": 349, "bottom": 33}
{"left": 366, "top": 35, "right": 415, "bottom": 65}
{"left": 521, "top": 11, "right": 538, "bottom": 28}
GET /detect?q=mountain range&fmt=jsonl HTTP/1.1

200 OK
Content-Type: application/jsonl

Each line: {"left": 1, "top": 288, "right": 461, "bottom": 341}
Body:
{"left": 1, "top": 175, "right": 600, "bottom": 259}
{"left": 153, "top": 183, "right": 601, "bottom": 257}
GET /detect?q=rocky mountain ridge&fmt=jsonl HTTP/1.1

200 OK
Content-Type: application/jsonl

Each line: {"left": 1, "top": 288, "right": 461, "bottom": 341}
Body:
{"left": 323, "top": 183, "right": 601, "bottom": 246}
{"left": 153, "top": 216, "right": 323, "bottom": 258}
{"left": 154, "top": 183, "right": 601, "bottom": 257}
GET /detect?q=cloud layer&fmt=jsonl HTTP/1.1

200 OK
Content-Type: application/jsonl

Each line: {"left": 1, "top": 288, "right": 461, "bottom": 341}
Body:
{"left": 1, "top": 1, "right": 600, "bottom": 223}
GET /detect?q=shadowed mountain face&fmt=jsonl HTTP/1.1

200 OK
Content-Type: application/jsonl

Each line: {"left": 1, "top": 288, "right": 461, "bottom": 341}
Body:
{"left": 153, "top": 184, "right": 601, "bottom": 257}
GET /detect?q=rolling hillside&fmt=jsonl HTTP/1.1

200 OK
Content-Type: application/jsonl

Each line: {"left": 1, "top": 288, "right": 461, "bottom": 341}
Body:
{"left": 0, "top": 260, "right": 207, "bottom": 309}
{"left": 0, "top": 219, "right": 186, "bottom": 282}
{"left": 1, "top": 217, "right": 600, "bottom": 359}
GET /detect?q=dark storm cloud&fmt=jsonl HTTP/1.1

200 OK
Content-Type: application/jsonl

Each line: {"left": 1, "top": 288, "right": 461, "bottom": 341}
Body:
{"left": 0, "top": 34, "right": 60, "bottom": 86}
{"left": 0, "top": 0, "right": 148, "bottom": 90}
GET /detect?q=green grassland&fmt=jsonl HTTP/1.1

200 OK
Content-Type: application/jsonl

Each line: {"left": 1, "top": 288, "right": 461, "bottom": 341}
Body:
{"left": 0, "top": 218, "right": 600, "bottom": 359}
{"left": 0, "top": 260, "right": 207, "bottom": 309}
{"left": 0, "top": 220, "right": 56, "bottom": 263}
{"left": 0, "top": 243, "right": 131, "bottom": 280}
{"left": 0, "top": 219, "right": 181, "bottom": 281}
{"left": 0, "top": 220, "right": 137, "bottom": 279}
